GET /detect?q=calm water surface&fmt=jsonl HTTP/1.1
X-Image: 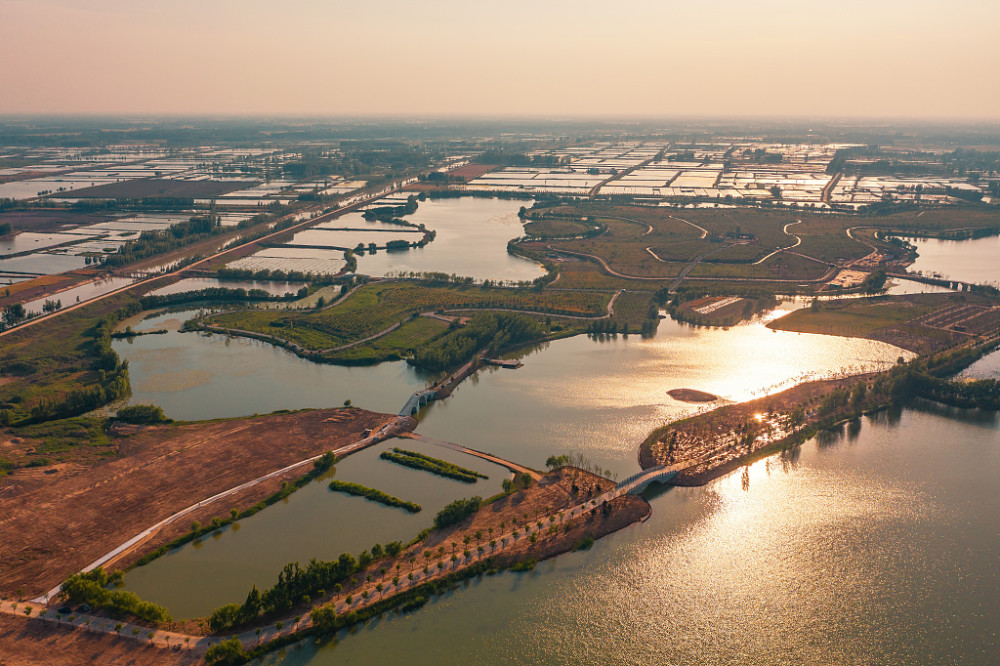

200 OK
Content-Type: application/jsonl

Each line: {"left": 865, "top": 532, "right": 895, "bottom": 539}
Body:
{"left": 266, "top": 404, "right": 1000, "bottom": 666}
{"left": 355, "top": 197, "right": 544, "bottom": 283}
{"left": 113, "top": 310, "right": 427, "bottom": 420}
{"left": 125, "top": 437, "right": 508, "bottom": 619}
{"left": 907, "top": 235, "right": 1000, "bottom": 287}
{"left": 416, "top": 305, "right": 909, "bottom": 477}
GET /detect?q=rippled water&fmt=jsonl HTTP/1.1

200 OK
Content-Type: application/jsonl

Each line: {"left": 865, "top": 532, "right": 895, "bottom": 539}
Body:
{"left": 265, "top": 403, "right": 1000, "bottom": 666}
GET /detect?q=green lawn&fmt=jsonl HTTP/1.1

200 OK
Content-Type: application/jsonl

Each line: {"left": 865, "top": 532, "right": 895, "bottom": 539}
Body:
{"left": 205, "top": 282, "right": 611, "bottom": 352}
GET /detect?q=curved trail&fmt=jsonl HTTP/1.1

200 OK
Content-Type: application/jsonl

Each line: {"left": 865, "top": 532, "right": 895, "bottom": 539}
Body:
{"left": 753, "top": 220, "right": 802, "bottom": 265}
{"left": 547, "top": 245, "right": 676, "bottom": 281}
{"left": 665, "top": 214, "right": 709, "bottom": 239}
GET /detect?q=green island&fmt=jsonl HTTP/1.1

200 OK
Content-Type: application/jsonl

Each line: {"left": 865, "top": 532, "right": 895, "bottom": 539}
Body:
{"left": 327, "top": 480, "right": 422, "bottom": 513}
{"left": 379, "top": 448, "right": 488, "bottom": 482}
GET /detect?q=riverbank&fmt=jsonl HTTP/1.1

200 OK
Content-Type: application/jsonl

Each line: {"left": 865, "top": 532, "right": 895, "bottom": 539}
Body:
{"left": 641, "top": 335, "right": 1000, "bottom": 485}
{"left": 0, "top": 466, "right": 649, "bottom": 665}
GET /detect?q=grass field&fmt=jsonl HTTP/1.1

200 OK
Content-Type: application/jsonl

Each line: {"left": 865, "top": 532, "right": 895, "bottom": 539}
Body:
{"left": 523, "top": 218, "right": 594, "bottom": 238}
{"left": 205, "top": 281, "right": 612, "bottom": 352}
{"left": 771, "top": 300, "right": 938, "bottom": 337}
{"left": 327, "top": 316, "right": 449, "bottom": 362}
{"left": 0, "top": 290, "right": 144, "bottom": 424}
{"left": 530, "top": 204, "right": 1000, "bottom": 292}
{"left": 688, "top": 252, "right": 829, "bottom": 281}
{"left": 551, "top": 261, "right": 670, "bottom": 291}
{"left": 767, "top": 292, "right": 999, "bottom": 352}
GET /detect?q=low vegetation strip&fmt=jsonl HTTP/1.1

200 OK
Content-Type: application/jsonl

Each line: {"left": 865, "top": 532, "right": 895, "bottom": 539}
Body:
{"left": 380, "top": 448, "right": 487, "bottom": 483}
{"left": 328, "top": 481, "right": 421, "bottom": 512}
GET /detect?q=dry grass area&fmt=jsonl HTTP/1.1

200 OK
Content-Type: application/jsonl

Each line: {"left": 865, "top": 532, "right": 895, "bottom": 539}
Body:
{"left": 0, "top": 615, "right": 194, "bottom": 666}
{"left": 0, "top": 408, "right": 397, "bottom": 598}
{"left": 768, "top": 293, "right": 999, "bottom": 353}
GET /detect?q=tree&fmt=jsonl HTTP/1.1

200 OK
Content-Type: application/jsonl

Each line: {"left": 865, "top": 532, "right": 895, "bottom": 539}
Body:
{"left": 205, "top": 638, "right": 246, "bottom": 665}
{"left": 2, "top": 303, "right": 26, "bottom": 330}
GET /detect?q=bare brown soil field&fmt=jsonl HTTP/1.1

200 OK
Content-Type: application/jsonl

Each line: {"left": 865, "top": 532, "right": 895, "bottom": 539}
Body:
{"left": 0, "top": 615, "right": 194, "bottom": 666}
{"left": 57, "top": 179, "right": 257, "bottom": 200}
{"left": 0, "top": 210, "right": 115, "bottom": 234}
{"left": 447, "top": 163, "right": 497, "bottom": 181}
{"left": 641, "top": 376, "right": 872, "bottom": 485}
{"left": 0, "top": 408, "right": 398, "bottom": 598}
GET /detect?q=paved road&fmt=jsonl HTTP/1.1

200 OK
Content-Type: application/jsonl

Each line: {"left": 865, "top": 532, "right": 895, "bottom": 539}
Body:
{"left": 0, "top": 180, "right": 415, "bottom": 339}
{"left": 33, "top": 416, "right": 411, "bottom": 604}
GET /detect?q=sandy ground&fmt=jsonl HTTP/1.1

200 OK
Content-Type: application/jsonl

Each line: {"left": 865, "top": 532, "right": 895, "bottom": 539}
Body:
{"left": 0, "top": 615, "right": 195, "bottom": 666}
{"left": 0, "top": 408, "right": 398, "bottom": 598}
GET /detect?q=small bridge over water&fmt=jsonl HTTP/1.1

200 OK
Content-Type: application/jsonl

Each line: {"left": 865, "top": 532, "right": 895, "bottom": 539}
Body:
{"left": 399, "top": 389, "right": 437, "bottom": 416}
{"left": 614, "top": 464, "right": 684, "bottom": 495}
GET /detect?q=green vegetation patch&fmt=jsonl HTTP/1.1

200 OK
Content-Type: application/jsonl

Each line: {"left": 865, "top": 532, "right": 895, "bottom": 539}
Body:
{"left": 0, "top": 292, "right": 140, "bottom": 426}
{"left": 433, "top": 496, "right": 482, "bottom": 529}
{"left": 325, "top": 316, "right": 448, "bottom": 363}
{"left": 61, "top": 567, "right": 170, "bottom": 624}
{"left": 204, "top": 282, "right": 609, "bottom": 352}
{"left": 380, "top": 447, "right": 487, "bottom": 483}
{"left": 328, "top": 480, "right": 421, "bottom": 512}
{"left": 769, "top": 295, "right": 944, "bottom": 337}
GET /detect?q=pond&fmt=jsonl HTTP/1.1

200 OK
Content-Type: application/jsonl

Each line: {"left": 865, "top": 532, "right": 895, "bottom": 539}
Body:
{"left": 906, "top": 234, "right": 1000, "bottom": 287}
{"left": 355, "top": 197, "right": 544, "bottom": 283}
{"left": 112, "top": 309, "right": 429, "bottom": 421}
{"left": 124, "top": 436, "right": 508, "bottom": 619}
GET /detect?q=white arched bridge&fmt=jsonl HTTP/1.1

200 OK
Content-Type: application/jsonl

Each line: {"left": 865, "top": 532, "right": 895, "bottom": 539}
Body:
{"left": 399, "top": 389, "right": 438, "bottom": 416}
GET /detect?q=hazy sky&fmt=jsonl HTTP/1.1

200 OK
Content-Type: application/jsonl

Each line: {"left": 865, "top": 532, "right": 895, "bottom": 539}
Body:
{"left": 2, "top": 0, "right": 998, "bottom": 119}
